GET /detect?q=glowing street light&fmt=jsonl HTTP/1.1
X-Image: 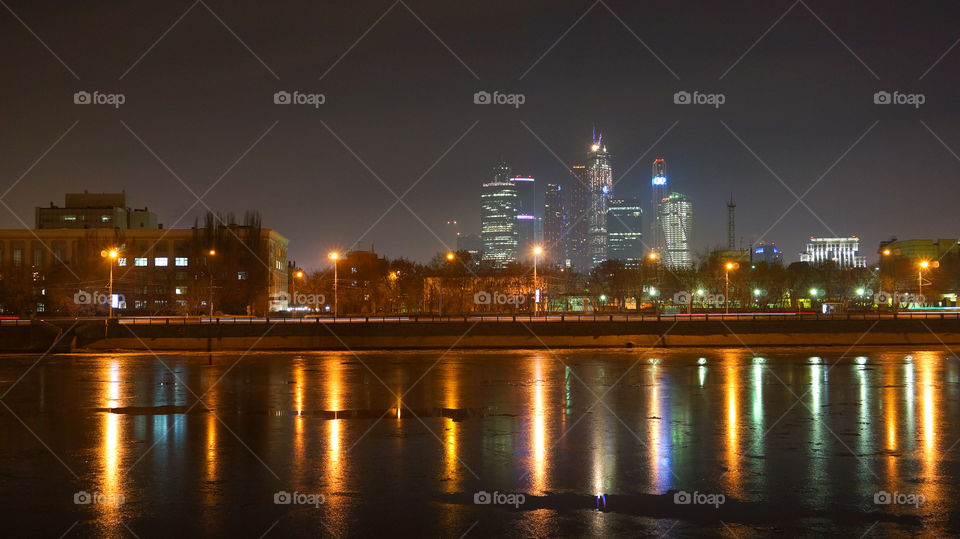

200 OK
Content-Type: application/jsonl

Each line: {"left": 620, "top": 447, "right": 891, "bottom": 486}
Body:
{"left": 856, "top": 287, "right": 865, "bottom": 297}
{"left": 329, "top": 252, "right": 340, "bottom": 317}
{"left": 439, "top": 252, "right": 455, "bottom": 317}
{"left": 292, "top": 269, "right": 304, "bottom": 311}
{"left": 532, "top": 245, "right": 543, "bottom": 314}
{"left": 724, "top": 262, "right": 739, "bottom": 314}
{"left": 100, "top": 248, "right": 119, "bottom": 318}
{"left": 207, "top": 249, "right": 217, "bottom": 317}
{"left": 918, "top": 260, "right": 938, "bottom": 303}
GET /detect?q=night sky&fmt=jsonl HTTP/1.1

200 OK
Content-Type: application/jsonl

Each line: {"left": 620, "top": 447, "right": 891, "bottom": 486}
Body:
{"left": 2, "top": 0, "right": 959, "bottom": 269}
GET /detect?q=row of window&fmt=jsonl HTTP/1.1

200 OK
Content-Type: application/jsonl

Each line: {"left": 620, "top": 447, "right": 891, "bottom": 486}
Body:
{"left": 118, "top": 257, "right": 189, "bottom": 267}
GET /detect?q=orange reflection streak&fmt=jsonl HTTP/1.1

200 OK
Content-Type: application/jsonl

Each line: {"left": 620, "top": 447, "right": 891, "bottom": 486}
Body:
{"left": 98, "top": 360, "right": 123, "bottom": 526}
{"left": 324, "top": 358, "right": 344, "bottom": 494}
{"left": 531, "top": 356, "right": 547, "bottom": 494}
{"left": 443, "top": 363, "right": 461, "bottom": 493}
{"left": 884, "top": 367, "right": 898, "bottom": 480}
{"left": 293, "top": 363, "right": 305, "bottom": 483}
{"left": 648, "top": 363, "right": 665, "bottom": 492}
{"left": 723, "top": 357, "right": 742, "bottom": 498}
{"left": 918, "top": 352, "right": 939, "bottom": 505}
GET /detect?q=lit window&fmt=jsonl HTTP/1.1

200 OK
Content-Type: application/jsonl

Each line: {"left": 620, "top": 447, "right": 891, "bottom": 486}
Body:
{"left": 134, "top": 257, "right": 148, "bottom": 267}
{"left": 237, "top": 271, "right": 248, "bottom": 280}
{"left": 63, "top": 215, "right": 76, "bottom": 222}
{"left": 154, "top": 257, "right": 168, "bottom": 267}
{"left": 175, "top": 287, "right": 186, "bottom": 295}
{"left": 117, "top": 258, "right": 127, "bottom": 267}
{"left": 101, "top": 215, "right": 111, "bottom": 222}
{"left": 175, "top": 257, "right": 188, "bottom": 267}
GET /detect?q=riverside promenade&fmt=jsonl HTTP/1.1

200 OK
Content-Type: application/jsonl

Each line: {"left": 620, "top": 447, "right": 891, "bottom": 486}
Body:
{"left": 4, "top": 312, "right": 960, "bottom": 352}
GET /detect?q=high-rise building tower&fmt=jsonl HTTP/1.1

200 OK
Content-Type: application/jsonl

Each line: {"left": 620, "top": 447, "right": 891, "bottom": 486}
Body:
{"left": 511, "top": 175, "right": 537, "bottom": 261}
{"left": 481, "top": 161, "right": 519, "bottom": 267}
{"left": 566, "top": 165, "right": 590, "bottom": 271}
{"left": 727, "top": 195, "right": 736, "bottom": 250}
{"left": 587, "top": 133, "right": 613, "bottom": 267}
{"left": 651, "top": 158, "right": 667, "bottom": 256}
{"left": 543, "top": 183, "right": 564, "bottom": 267}
{"left": 607, "top": 198, "right": 643, "bottom": 266}
{"left": 661, "top": 192, "right": 692, "bottom": 269}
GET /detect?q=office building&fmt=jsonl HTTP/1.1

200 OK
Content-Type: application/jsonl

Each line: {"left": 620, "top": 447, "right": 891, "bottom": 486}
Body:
{"left": 542, "top": 183, "right": 564, "bottom": 266}
{"left": 36, "top": 191, "right": 159, "bottom": 230}
{"left": 800, "top": 236, "right": 867, "bottom": 268}
{"left": 650, "top": 158, "right": 667, "bottom": 256}
{"left": 751, "top": 242, "right": 783, "bottom": 265}
{"left": 566, "top": 165, "right": 590, "bottom": 271}
{"left": 587, "top": 134, "right": 613, "bottom": 267}
{"left": 879, "top": 238, "right": 960, "bottom": 260}
{"left": 512, "top": 175, "right": 537, "bottom": 260}
{"left": 607, "top": 198, "right": 643, "bottom": 266}
{"left": 480, "top": 161, "right": 519, "bottom": 267}
{"left": 660, "top": 192, "right": 692, "bottom": 269}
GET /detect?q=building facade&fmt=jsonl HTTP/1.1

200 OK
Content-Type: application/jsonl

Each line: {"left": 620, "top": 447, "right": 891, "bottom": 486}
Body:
{"left": 879, "top": 238, "right": 960, "bottom": 260}
{"left": 650, "top": 158, "right": 667, "bottom": 257}
{"left": 800, "top": 237, "right": 867, "bottom": 268}
{"left": 542, "top": 183, "right": 564, "bottom": 267}
{"left": 566, "top": 165, "right": 590, "bottom": 271}
{"left": 752, "top": 242, "right": 783, "bottom": 265}
{"left": 587, "top": 136, "right": 613, "bottom": 267}
{"left": 512, "top": 175, "right": 537, "bottom": 261}
{"left": 480, "top": 161, "right": 519, "bottom": 267}
{"left": 607, "top": 198, "right": 643, "bottom": 266}
{"left": 36, "top": 191, "right": 158, "bottom": 230}
{"left": 660, "top": 192, "right": 692, "bottom": 269}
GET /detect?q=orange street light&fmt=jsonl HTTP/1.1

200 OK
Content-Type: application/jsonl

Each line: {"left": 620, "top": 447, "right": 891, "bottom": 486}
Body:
{"left": 882, "top": 249, "right": 891, "bottom": 256}
{"left": 329, "top": 252, "right": 340, "bottom": 316}
{"left": 445, "top": 252, "right": 455, "bottom": 261}
{"left": 723, "top": 262, "right": 740, "bottom": 314}
{"left": 100, "top": 248, "right": 120, "bottom": 318}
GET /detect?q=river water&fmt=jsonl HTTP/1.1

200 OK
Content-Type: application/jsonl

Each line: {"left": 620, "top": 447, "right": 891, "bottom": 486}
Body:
{"left": 0, "top": 348, "right": 958, "bottom": 537}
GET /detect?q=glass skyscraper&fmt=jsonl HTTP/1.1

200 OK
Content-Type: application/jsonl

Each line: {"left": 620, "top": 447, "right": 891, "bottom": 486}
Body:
{"left": 566, "top": 165, "right": 590, "bottom": 271}
{"left": 660, "top": 192, "right": 692, "bottom": 269}
{"left": 650, "top": 158, "right": 667, "bottom": 257}
{"left": 481, "top": 161, "right": 519, "bottom": 267}
{"left": 607, "top": 198, "right": 643, "bottom": 266}
{"left": 542, "top": 183, "right": 564, "bottom": 267}
{"left": 587, "top": 137, "right": 612, "bottom": 267}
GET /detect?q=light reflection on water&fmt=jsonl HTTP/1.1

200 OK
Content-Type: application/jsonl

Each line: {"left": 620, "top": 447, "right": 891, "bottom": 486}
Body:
{"left": 6, "top": 349, "right": 960, "bottom": 536}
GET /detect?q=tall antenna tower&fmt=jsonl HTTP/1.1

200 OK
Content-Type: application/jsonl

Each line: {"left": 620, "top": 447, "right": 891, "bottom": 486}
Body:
{"left": 727, "top": 195, "right": 736, "bottom": 250}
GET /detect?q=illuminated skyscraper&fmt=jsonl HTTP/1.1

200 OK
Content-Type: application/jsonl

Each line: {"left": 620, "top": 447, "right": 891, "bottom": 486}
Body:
{"left": 566, "top": 165, "right": 590, "bottom": 271}
{"left": 607, "top": 198, "right": 643, "bottom": 266}
{"left": 660, "top": 192, "right": 692, "bottom": 269}
{"left": 650, "top": 158, "right": 667, "bottom": 256}
{"left": 543, "top": 183, "right": 564, "bottom": 267}
{"left": 481, "top": 161, "right": 518, "bottom": 267}
{"left": 512, "top": 175, "right": 537, "bottom": 261}
{"left": 587, "top": 133, "right": 612, "bottom": 267}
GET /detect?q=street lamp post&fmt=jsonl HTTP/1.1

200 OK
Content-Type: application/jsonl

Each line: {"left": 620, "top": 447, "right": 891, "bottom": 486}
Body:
{"left": 329, "top": 252, "right": 339, "bottom": 317}
{"left": 292, "top": 270, "right": 304, "bottom": 313}
{"left": 918, "top": 260, "right": 938, "bottom": 306}
{"left": 724, "top": 262, "right": 739, "bottom": 314}
{"left": 439, "top": 252, "right": 454, "bottom": 317}
{"left": 532, "top": 246, "right": 542, "bottom": 315}
{"left": 100, "top": 248, "right": 119, "bottom": 318}
{"left": 207, "top": 249, "right": 216, "bottom": 318}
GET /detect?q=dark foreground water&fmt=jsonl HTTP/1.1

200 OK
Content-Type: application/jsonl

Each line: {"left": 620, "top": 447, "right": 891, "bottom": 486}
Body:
{"left": 1, "top": 348, "right": 958, "bottom": 537}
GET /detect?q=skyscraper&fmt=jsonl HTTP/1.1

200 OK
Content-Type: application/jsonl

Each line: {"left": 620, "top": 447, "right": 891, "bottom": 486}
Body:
{"left": 566, "top": 165, "right": 590, "bottom": 271}
{"left": 512, "top": 175, "right": 537, "bottom": 261}
{"left": 650, "top": 158, "right": 667, "bottom": 256}
{"left": 587, "top": 134, "right": 613, "bottom": 267}
{"left": 542, "top": 183, "right": 564, "bottom": 267}
{"left": 661, "top": 192, "right": 692, "bottom": 269}
{"left": 481, "top": 161, "right": 518, "bottom": 267}
{"left": 607, "top": 198, "right": 643, "bottom": 266}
